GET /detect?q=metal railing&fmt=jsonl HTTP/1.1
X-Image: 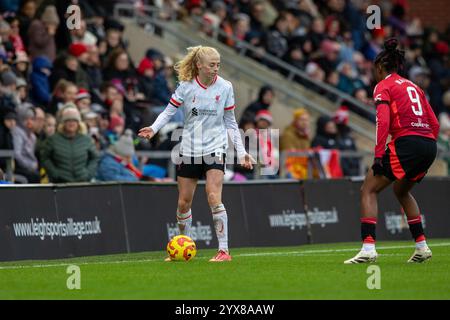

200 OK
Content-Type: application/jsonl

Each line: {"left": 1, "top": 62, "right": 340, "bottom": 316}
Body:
{"left": 137, "top": 148, "right": 450, "bottom": 179}
{"left": 1, "top": 148, "right": 448, "bottom": 182}
{"left": 113, "top": 3, "right": 173, "bottom": 22}
{"left": 279, "top": 149, "right": 371, "bottom": 178}
{"left": 112, "top": 3, "right": 376, "bottom": 120}
{"left": 135, "top": 150, "right": 175, "bottom": 179}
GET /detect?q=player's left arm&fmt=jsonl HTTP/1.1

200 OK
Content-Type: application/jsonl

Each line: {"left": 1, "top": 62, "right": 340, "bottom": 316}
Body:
{"left": 223, "top": 84, "right": 254, "bottom": 169}
{"left": 373, "top": 85, "right": 391, "bottom": 159}
{"left": 372, "top": 85, "right": 391, "bottom": 175}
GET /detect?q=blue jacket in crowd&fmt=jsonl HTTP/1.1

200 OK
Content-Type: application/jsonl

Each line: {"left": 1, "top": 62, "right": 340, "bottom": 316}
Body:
{"left": 96, "top": 152, "right": 139, "bottom": 182}
{"left": 30, "top": 56, "right": 53, "bottom": 106}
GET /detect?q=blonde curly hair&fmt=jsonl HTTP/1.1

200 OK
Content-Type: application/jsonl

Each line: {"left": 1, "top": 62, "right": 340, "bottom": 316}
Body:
{"left": 174, "top": 46, "right": 220, "bottom": 82}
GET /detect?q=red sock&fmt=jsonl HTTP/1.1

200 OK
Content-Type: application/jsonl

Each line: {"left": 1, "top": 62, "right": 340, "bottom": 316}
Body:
{"left": 361, "top": 217, "right": 377, "bottom": 244}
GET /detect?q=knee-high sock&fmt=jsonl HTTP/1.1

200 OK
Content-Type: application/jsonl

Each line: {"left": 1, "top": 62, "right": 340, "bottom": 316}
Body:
{"left": 407, "top": 215, "right": 427, "bottom": 248}
{"left": 361, "top": 217, "right": 377, "bottom": 251}
{"left": 211, "top": 204, "right": 228, "bottom": 252}
{"left": 177, "top": 209, "right": 192, "bottom": 238}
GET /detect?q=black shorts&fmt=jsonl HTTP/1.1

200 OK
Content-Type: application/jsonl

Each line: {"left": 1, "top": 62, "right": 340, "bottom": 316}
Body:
{"left": 176, "top": 153, "right": 226, "bottom": 179}
{"left": 382, "top": 135, "right": 437, "bottom": 182}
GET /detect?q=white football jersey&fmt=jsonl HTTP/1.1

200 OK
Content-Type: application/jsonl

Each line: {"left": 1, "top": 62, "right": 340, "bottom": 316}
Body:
{"left": 168, "top": 75, "right": 235, "bottom": 157}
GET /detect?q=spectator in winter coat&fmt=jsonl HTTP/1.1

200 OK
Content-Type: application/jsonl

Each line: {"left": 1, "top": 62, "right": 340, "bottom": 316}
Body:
{"left": 27, "top": 5, "right": 60, "bottom": 62}
{"left": 264, "top": 15, "right": 289, "bottom": 59}
{"left": 311, "top": 115, "right": 338, "bottom": 149}
{"left": 96, "top": 129, "right": 141, "bottom": 182}
{"left": 280, "top": 108, "right": 311, "bottom": 151}
{"left": 0, "top": 111, "right": 16, "bottom": 173}
{"left": 41, "top": 106, "right": 98, "bottom": 183}
{"left": 10, "top": 106, "right": 40, "bottom": 183}
{"left": 50, "top": 51, "right": 89, "bottom": 91}
{"left": 30, "top": 56, "right": 52, "bottom": 106}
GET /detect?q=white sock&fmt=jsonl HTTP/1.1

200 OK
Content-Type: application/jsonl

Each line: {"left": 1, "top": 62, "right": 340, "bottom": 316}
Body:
{"left": 176, "top": 209, "right": 192, "bottom": 238}
{"left": 416, "top": 240, "right": 427, "bottom": 249}
{"left": 211, "top": 204, "right": 228, "bottom": 252}
{"left": 362, "top": 243, "right": 376, "bottom": 252}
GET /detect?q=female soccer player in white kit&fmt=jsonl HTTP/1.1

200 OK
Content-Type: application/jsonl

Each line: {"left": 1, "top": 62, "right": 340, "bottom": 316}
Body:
{"left": 138, "top": 46, "right": 254, "bottom": 262}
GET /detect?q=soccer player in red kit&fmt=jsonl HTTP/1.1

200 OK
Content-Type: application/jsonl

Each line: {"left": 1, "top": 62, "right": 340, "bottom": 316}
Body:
{"left": 345, "top": 38, "right": 440, "bottom": 264}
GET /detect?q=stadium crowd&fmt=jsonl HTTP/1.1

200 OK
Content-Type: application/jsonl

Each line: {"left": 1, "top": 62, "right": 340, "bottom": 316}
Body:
{"left": 0, "top": 0, "right": 183, "bottom": 183}
{"left": 183, "top": 0, "right": 450, "bottom": 172}
{"left": 0, "top": 0, "right": 449, "bottom": 184}
{"left": 187, "top": 0, "right": 449, "bottom": 112}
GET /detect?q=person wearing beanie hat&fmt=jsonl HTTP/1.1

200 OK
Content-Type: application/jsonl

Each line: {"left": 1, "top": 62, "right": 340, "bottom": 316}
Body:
{"left": 137, "top": 57, "right": 155, "bottom": 100}
{"left": 60, "top": 107, "right": 82, "bottom": 123}
{"left": 109, "top": 114, "right": 125, "bottom": 133}
{"left": 255, "top": 110, "right": 273, "bottom": 128}
{"left": 1, "top": 71, "right": 18, "bottom": 89}
{"left": 104, "top": 114, "right": 125, "bottom": 145}
{"left": 75, "top": 88, "right": 92, "bottom": 113}
{"left": 16, "top": 77, "right": 27, "bottom": 89}
{"left": 75, "top": 88, "right": 91, "bottom": 101}
{"left": 40, "top": 5, "right": 60, "bottom": 26}
{"left": 137, "top": 57, "right": 154, "bottom": 76}
{"left": 111, "top": 129, "right": 135, "bottom": 158}
{"left": 15, "top": 77, "right": 28, "bottom": 103}
{"left": 96, "top": 129, "right": 141, "bottom": 182}
{"left": 333, "top": 105, "right": 349, "bottom": 126}
{"left": 280, "top": 107, "right": 311, "bottom": 151}
{"left": 27, "top": 5, "right": 59, "bottom": 62}
{"left": 69, "top": 43, "right": 89, "bottom": 58}
{"left": 41, "top": 106, "right": 98, "bottom": 183}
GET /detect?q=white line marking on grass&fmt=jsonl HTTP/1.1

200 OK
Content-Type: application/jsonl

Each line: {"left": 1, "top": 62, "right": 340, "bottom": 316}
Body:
{"left": 1, "top": 242, "right": 449, "bottom": 270}
{"left": 0, "top": 258, "right": 161, "bottom": 270}
{"left": 235, "top": 242, "right": 450, "bottom": 257}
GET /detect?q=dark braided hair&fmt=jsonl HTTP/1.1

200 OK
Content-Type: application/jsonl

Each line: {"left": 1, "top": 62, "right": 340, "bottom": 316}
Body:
{"left": 374, "top": 38, "right": 405, "bottom": 73}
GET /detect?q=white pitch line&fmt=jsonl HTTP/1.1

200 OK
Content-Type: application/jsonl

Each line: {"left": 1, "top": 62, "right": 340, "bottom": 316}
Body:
{"left": 237, "top": 242, "right": 450, "bottom": 257}
{"left": 0, "top": 258, "right": 161, "bottom": 270}
{"left": 1, "top": 242, "right": 450, "bottom": 270}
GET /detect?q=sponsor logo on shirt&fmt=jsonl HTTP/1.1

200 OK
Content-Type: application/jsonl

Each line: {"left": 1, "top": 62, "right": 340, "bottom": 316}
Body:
{"left": 411, "top": 118, "right": 430, "bottom": 128}
{"left": 191, "top": 108, "right": 217, "bottom": 117}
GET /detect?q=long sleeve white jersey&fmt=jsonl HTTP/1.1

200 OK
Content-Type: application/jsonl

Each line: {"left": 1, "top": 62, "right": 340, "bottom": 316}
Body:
{"left": 150, "top": 75, "right": 247, "bottom": 159}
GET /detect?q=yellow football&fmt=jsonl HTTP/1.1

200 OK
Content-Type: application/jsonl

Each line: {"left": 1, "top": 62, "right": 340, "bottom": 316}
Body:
{"left": 166, "top": 235, "right": 197, "bottom": 261}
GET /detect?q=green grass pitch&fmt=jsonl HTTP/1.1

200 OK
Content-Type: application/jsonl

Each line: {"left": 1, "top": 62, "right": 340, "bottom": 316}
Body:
{"left": 1, "top": 239, "right": 449, "bottom": 299}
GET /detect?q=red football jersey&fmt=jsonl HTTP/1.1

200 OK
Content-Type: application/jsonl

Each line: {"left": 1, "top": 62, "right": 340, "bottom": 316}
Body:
{"left": 373, "top": 73, "right": 439, "bottom": 158}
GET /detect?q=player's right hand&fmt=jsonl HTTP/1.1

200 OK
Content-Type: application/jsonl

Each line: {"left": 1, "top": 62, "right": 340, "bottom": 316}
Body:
{"left": 371, "top": 157, "right": 384, "bottom": 176}
{"left": 240, "top": 153, "right": 256, "bottom": 170}
{"left": 138, "top": 126, "right": 155, "bottom": 140}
